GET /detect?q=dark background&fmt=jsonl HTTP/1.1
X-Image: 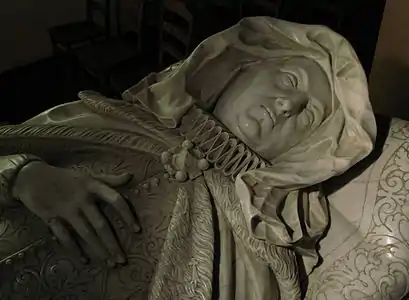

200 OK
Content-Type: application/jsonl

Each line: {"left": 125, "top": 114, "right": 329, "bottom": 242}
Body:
{"left": 0, "top": 0, "right": 386, "bottom": 124}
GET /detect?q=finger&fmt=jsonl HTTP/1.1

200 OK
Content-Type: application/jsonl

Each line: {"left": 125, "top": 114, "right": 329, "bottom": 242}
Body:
{"left": 89, "top": 181, "right": 140, "bottom": 233}
{"left": 68, "top": 213, "right": 111, "bottom": 263}
{"left": 82, "top": 203, "right": 126, "bottom": 265}
{"left": 48, "top": 218, "right": 86, "bottom": 262}
{"left": 92, "top": 173, "right": 133, "bottom": 187}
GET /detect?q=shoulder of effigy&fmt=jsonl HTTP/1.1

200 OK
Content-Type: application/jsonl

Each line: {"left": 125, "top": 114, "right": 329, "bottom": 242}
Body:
{"left": 23, "top": 100, "right": 96, "bottom": 126}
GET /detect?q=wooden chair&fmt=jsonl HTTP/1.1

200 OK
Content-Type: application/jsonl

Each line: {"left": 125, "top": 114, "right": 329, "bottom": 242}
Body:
{"left": 49, "top": 0, "right": 111, "bottom": 55}
{"left": 158, "top": 0, "right": 194, "bottom": 68}
{"left": 109, "top": 0, "right": 194, "bottom": 95}
{"left": 75, "top": 0, "right": 146, "bottom": 93}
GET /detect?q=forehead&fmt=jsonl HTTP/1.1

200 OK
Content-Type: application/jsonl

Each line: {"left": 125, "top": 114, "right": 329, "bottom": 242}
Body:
{"left": 249, "top": 57, "right": 332, "bottom": 100}
{"left": 251, "top": 57, "right": 326, "bottom": 82}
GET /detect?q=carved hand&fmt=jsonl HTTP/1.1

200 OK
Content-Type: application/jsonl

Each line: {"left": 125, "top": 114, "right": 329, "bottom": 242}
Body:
{"left": 12, "top": 161, "right": 140, "bottom": 267}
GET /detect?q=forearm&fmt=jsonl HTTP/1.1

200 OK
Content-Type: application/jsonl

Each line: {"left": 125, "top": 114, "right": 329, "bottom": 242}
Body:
{"left": 0, "top": 154, "right": 42, "bottom": 206}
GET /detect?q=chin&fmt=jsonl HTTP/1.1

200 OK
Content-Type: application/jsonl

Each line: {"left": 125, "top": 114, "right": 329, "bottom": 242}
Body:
{"left": 237, "top": 114, "right": 257, "bottom": 134}
{"left": 237, "top": 126, "right": 257, "bottom": 146}
{"left": 257, "top": 148, "right": 277, "bottom": 161}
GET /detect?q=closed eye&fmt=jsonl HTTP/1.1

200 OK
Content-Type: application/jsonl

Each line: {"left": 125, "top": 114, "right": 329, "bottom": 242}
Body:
{"left": 277, "top": 72, "right": 299, "bottom": 89}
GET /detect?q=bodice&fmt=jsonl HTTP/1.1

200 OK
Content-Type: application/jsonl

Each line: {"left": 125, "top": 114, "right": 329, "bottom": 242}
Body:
{"left": 1, "top": 102, "right": 407, "bottom": 299}
{"left": 0, "top": 149, "right": 180, "bottom": 300}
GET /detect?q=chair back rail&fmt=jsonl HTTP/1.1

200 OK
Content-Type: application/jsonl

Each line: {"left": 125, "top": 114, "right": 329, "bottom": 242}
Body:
{"left": 159, "top": 0, "right": 194, "bottom": 68}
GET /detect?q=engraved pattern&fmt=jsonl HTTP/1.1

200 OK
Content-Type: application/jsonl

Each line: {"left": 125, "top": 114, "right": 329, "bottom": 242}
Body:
{"left": 0, "top": 239, "right": 105, "bottom": 300}
{"left": 0, "top": 204, "right": 46, "bottom": 262}
{"left": 0, "top": 91, "right": 216, "bottom": 299}
{"left": 0, "top": 133, "right": 182, "bottom": 300}
{"left": 204, "top": 170, "right": 300, "bottom": 300}
{"left": 79, "top": 91, "right": 183, "bottom": 148}
{"left": 103, "top": 173, "right": 180, "bottom": 299}
{"left": 0, "top": 124, "right": 168, "bottom": 159}
{"left": 148, "top": 179, "right": 214, "bottom": 300}
{"left": 0, "top": 96, "right": 338, "bottom": 299}
{"left": 79, "top": 97, "right": 293, "bottom": 298}
{"left": 0, "top": 173, "right": 8, "bottom": 205}
{"left": 0, "top": 102, "right": 302, "bottom": 299}
{"left": 0, "top": 147, "right": 163, "bottom": 261}
{"left": 307, "top": 119, "right": 409, "bottom": 300}
{"left": 390, "top": 119, "right": 409, "bottom": 141}
{"left": 0, "top": 154, "right": 180, "bottom": 299}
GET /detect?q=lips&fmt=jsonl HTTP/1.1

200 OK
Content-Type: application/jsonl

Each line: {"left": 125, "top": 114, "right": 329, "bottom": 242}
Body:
{"left": 237, "top": 114, "right": 259, "bottom": 139}
{"left": 237, "top": 104, "right": 275, "bottom": 142}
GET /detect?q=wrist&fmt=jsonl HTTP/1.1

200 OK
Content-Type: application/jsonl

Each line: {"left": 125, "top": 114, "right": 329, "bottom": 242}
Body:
{"left": 12, "top": 160, "right": 45, "bottom": 201}
{"left": 0, "top": 154, "right": 43, "bottom": 206}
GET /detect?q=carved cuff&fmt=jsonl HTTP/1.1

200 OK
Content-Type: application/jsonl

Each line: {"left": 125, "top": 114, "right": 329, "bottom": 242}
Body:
{"left": 0, "top": 154, "right": 43, "bottom": 206}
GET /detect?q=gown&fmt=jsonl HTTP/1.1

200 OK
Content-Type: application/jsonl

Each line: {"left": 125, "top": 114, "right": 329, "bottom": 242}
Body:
{"left": 0, "top": 16, "right": 379, "bottom": 300}
{"left": 0, "top": 92, "right": 286, "bottom": 300}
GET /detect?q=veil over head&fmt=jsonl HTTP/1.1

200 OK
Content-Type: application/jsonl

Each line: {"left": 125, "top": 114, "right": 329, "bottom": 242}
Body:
{"left": 123, "top": 17, "right": 376, "bottom": 272}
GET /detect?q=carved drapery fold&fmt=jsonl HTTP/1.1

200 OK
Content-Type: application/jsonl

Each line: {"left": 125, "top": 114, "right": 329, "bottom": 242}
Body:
{"left": 79, "top": 96, "right": 301, "bottom": 300}
{"left": 79, "top": 90, "right": 184, "bottom": 148}
{"left": 0, "top": 124, "right": 168, "bottom": 158}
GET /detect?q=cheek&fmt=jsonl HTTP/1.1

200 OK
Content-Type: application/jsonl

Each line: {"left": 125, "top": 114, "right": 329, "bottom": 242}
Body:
{"left": 260, "top": 118, "right": 306, "bottom": 157}
{"left": 216, "top": 94, "right": 248, "bottom": 120}
{"left": 238, "top": 114, "right": 260, "bottom": 139}
{"left": 274, "top": 118, "right": 298, "bottom": 141}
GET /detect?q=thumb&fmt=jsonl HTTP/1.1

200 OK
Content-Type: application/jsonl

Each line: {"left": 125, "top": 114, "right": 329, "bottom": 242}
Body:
{"left": 92, "top": 173, "right": 133, "bottom": 187}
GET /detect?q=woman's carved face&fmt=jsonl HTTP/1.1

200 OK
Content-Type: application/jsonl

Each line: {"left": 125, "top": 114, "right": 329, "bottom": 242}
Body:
{"left": 213, "top": 57, "right": 332, "bottom": 160}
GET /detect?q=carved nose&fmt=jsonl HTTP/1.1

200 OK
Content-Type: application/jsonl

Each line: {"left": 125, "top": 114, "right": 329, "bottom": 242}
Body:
{"left": 274, "top": 94, "right": 307, "bottom": 118}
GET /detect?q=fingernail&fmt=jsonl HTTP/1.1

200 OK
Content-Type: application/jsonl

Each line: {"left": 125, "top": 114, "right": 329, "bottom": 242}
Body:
{"left": 80, "top": 256, "right": 89, "bottom": 265}
{"left": 107, "top": 259, "right": 116, "bottom": 268}
{"left": 116, "top": 254, "right": 127, "bottom": 265}
{"left": 133, "top": 224, "right": 141, "bottom": 233}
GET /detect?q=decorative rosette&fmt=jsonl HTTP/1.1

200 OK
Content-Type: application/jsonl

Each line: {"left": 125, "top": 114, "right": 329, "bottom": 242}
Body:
{"left": 161, "top": 140, "right": 210, "bottom": 182}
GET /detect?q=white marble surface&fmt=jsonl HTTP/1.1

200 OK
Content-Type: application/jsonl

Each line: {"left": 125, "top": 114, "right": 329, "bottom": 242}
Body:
{"left": 308, "top": 118, "right": 409, "bottom": 300}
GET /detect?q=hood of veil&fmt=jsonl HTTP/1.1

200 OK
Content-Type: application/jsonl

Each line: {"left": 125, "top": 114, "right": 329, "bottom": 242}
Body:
{"left": 123, "top": 17, "right": 376, "bottom": 273}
